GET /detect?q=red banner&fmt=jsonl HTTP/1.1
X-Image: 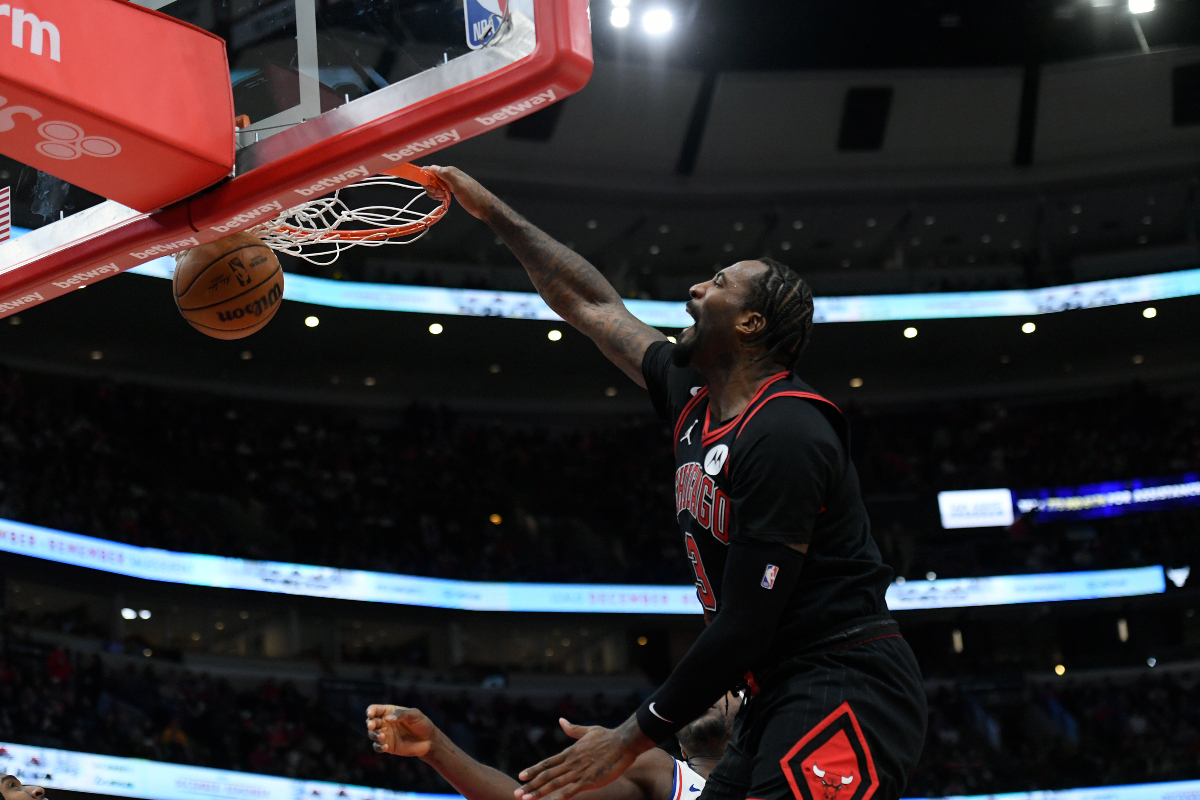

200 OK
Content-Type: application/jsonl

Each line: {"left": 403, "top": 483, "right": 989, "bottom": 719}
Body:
{"left": 0, "top": 0, "right": 233, "bottom": 212}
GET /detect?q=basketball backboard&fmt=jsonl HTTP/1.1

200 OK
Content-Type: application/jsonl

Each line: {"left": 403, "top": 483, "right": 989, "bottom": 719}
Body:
{"left": 0, "top": 0, "right": 591, "bottom": 315}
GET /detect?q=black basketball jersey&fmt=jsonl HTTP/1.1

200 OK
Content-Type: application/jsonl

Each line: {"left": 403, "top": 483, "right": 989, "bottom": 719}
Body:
{"left": 643, "top": 341, "right": 893, "bottom": 654}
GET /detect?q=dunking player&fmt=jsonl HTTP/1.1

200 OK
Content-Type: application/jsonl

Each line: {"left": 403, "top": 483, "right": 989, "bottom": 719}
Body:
{"left": 424, "top": 167, "right": 927, "bottom": 800}
{"left": 365, "top": 696, "right": 738, "bottom": 800}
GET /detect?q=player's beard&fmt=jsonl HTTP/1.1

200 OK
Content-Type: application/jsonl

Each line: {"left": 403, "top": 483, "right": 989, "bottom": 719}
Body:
{"left": 671, "top": 326, "right": 703, "bottom": 366}
{"left": 672, "top": 302, "right": 704, "bottom": 367}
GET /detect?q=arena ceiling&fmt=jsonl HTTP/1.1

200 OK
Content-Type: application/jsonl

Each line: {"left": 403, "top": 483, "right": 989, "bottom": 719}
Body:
{"left": 595, "top": 0, "right": 1200, "bottom": 71}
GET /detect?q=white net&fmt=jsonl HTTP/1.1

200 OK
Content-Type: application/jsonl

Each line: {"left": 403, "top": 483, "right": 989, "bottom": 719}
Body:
{"left": 252, "top": 167, "right": 449, "bottom": 266}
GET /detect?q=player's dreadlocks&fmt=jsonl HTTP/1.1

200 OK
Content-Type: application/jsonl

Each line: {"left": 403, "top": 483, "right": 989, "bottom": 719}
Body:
{"left": 742, "top": 257, "right": 814, "bottom": 371}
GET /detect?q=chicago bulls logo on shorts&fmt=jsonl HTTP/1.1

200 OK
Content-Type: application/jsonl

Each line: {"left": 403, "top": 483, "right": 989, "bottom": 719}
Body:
{"left": 780, "top": 703, "right": 879, "bottom": 800}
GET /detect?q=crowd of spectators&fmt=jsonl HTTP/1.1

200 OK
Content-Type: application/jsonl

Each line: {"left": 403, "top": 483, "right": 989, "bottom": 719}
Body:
{"left": 0, "top": 367, "right": 1197, "bottom": 583}
{"left": 913, "top": 670, "right": 1200, "bottom": 795}
{"left": 1, "top": 637, "right": 1197, "bottom": 797}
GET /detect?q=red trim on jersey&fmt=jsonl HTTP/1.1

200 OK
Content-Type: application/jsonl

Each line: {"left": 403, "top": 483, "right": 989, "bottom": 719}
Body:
{"left": 701, "top": 373, "right": 789, "bottom": 445}
{"left": 674, "top": 387, "right": 710, "bottom": 456}
{"left": 734, "top": 390, "right": 842, "bottom": 441}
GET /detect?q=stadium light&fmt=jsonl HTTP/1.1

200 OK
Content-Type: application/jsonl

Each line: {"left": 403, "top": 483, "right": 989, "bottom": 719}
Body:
{"left": 305, "top": 316, "right": 319, "bottom": 327}
{"left": 903, "top": 327, "right": 918, "bottom": 338}
{"left": 610, "top": 6, "right": 630, "bottom": 27}
{"left": 1128, "top": 0, "right": 1153, "bottom": 13}
{"left": 548, "top": 329, "right": 563, "bottom": 341}
{"left": 642, "top": 8, "right": 673, "bottom": 34}
{"left": 1022, "top": 322, "right": 1036, "bottom": 333}
{"left": 1143, "top": 306, "right": 1157, "bottom": 318}
{"left": 428, "top": 323, "right": 443, "bottom": 335}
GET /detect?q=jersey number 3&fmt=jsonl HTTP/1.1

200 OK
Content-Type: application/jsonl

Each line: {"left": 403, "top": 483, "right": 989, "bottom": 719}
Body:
{"left": 684, "top": 533, "right": 716, "bottom": 611}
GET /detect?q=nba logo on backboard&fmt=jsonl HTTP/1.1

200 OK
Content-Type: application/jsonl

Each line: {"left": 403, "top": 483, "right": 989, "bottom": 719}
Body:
{"left": 761, "top": 564, "right": 779, "bottom": 589}
{"left": 464, "top": 0, "right": 508, "bottom": 49}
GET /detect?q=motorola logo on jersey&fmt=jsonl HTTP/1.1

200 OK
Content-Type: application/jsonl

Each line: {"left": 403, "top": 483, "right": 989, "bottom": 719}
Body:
{"left": 704, "top": 444, "right": 729, "bottom": 476}
{"left": 675, "top": 462, "right": 730, "bottom": 543}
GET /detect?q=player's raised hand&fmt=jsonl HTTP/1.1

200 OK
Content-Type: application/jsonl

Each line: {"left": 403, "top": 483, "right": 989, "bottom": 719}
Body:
{"left": 424, "top": 166, "right": 495, "bottom": 222}
{"left": 366, "top": 704, "right": 436, "bottom": 757}
{"left": 514, "top": 719, "right": 646, "bottom": 800}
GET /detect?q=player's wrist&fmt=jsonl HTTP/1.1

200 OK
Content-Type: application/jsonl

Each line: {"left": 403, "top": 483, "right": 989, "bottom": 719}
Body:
{"left": 616, "top": 715, "right": 656, "bottom": 756}
{"left": 420, "top": 725, "right": 453, "bottom": 764}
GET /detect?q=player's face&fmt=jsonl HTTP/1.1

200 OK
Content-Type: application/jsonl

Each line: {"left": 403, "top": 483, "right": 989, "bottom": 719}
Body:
{"left": 673, "top": 261, "right": 766, "bottom": 368}
{"left": 2, "top": 776, "right": 45, "bottom": 800}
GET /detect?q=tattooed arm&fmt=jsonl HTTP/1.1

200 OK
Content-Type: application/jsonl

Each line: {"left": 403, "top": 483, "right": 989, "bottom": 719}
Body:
{"left": 426, "top": 166, "right": 666, "bottom": 387}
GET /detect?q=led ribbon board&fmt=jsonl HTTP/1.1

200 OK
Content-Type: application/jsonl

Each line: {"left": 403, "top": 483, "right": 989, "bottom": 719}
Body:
{"left": 939, "top": 473, "right": 1200, "bottom": 528}
{"left": 2, "top": 741, "right": 1198, "bottom": 800}
{"left": 0, "top": 516, "right": 1166, "bottom": 611}
{"left": 124, "top": 257, "right": 1200, "bottom": 325}
{"left": 3, "top": 220, "right": 1196, "bottom": 323}
{"left": 1014, "top": 472, "right": 1200, "bottom": 521}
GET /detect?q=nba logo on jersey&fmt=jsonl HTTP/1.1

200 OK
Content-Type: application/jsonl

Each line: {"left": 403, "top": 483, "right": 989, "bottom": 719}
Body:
{"left": 761, "top": 564, "right": 779, "bottom": 589}
{"left": 464, "top": 0, "right": 508, "bottom": 49}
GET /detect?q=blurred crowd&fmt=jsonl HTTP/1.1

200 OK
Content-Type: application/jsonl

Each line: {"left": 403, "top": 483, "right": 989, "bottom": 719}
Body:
{"left": 0, "top": 368, "right": 1196, "bottom": 583}
{"left": 1, "top": 637, "right": 1197, "bottom": 796}
{"left": 913, "top": 670, "right": 1200, "bottom": 795}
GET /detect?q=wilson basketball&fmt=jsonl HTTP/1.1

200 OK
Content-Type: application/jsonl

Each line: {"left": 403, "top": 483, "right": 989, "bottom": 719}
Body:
{"left": 173, "top": 232, "right": 284, "bottom": 339}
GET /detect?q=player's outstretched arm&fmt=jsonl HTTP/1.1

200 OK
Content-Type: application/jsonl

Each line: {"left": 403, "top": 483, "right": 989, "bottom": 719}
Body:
{"left": 368, "top": 704, "right": 518, "bottom": 800}
{"left": 425, "top": 166, "right": 666, "bottom": 387}
{"left": 367, "top": 705, "right": 660, "bottom": 800}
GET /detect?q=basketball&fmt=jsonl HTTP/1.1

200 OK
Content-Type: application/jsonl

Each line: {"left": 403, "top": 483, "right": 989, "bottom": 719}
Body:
{"left": 173, "top": 232, "right": 284, "bottom": 340}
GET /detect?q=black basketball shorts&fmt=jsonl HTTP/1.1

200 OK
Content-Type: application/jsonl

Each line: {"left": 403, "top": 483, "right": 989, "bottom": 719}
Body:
{"left": 699, "top": 623, "right": 927, "bottom": 800}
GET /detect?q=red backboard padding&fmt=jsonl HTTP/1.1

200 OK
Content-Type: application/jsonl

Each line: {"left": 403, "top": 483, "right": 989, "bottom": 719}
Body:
{"left": 0, "top": 0, "right": 233, "bottom": 212}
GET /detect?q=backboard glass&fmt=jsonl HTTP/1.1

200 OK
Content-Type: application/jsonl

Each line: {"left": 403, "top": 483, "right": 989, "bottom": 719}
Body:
{"left": 0, "top": 0, "right": 591, "bottom": 315}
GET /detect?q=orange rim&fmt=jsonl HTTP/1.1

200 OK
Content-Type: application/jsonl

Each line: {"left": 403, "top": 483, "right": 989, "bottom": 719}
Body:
{"left": 267, "top": 163, "right": 450, "bottom": 242}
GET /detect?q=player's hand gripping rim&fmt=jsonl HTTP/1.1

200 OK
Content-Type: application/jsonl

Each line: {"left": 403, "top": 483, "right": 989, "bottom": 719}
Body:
{"left": 515, "top": 717, "right": 652, "bottom": 800}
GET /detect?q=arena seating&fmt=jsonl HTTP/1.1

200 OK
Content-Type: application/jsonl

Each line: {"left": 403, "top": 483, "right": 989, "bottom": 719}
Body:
{"left": 1, "top": 634, "right": 1197, "bottom": 797}
{"left": 0, "top": 368, "right": 1195, "bottom": 584}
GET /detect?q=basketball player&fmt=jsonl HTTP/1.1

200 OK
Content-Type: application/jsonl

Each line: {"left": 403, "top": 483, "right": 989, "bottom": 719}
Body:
{"left": 423, "top": 167, "right": 926, "bottom": 800}
{"left": 365, "top": 695, "right": 737, "bottom": 800}
{"left": 2, "top": 775, "right": 46, "bottom": 800}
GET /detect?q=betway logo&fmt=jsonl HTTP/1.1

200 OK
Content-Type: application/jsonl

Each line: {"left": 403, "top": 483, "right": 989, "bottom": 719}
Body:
{"left": 211, "top": 201, "right": 283, "bottom": 234}
{"left": 0, "top": 291, "right": 42, "bottom": 313}
{"left": 0, "top": 6, "right": 61, "bottom": 61}
{"left": 130, "top": 237, "right": 198, "bottom": 260}
{"left": 52, "top": 263, "right": 118, "bottom": 289}
{"left": 294, "top": 166, "right": 368, "bottom": 197}
{"left": 475, "top": 91, "right": 556, "bottom": 126}
{"left": 382, "top": 129, "right": 461, "bottom": 161}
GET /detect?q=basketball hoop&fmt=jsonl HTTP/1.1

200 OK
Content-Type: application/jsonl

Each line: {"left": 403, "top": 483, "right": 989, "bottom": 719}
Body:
{"left": 252, "top": 164, "right": 451, "bottom": 266}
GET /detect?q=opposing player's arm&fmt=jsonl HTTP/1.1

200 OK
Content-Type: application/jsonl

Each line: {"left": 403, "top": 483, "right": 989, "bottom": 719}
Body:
{"left": 425, "top": 166, "right": 666, "bottom": 387}
{"left": 515, "top": 541, "right": 805, "bottom": 800}
{"left": 367, "top": 705, "right": 669, "bottom": 800}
